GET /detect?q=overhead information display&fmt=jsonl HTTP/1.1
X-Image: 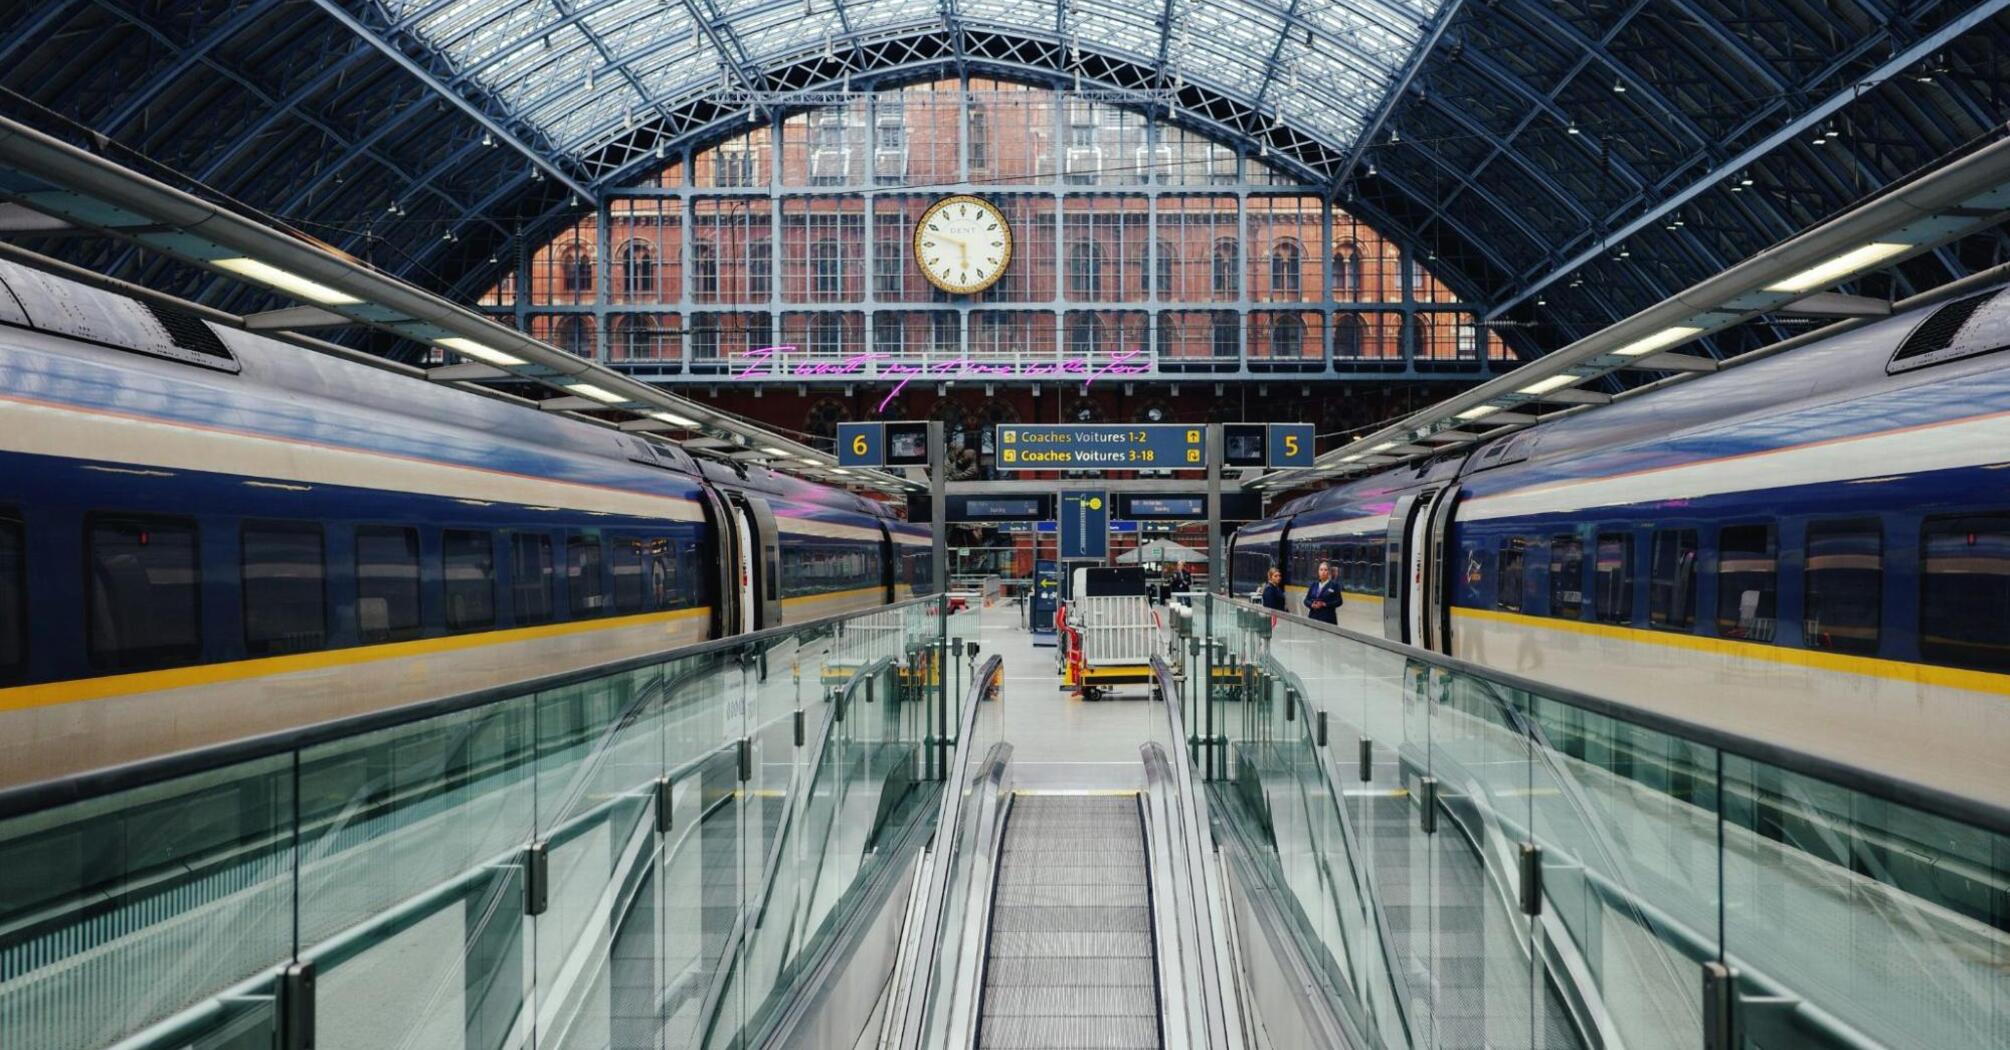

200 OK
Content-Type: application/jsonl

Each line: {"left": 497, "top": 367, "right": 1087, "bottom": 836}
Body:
{"left": 994, "top": 425, "right": 1205, "bottom": 470}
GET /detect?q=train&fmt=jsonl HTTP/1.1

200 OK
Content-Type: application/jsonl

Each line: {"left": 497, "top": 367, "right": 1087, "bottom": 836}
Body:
{"left": 0, "top": 259, "right": 931, "bottom": 787}
{"left": 1230, "top": 284, "right": 2010, "bottom": 806}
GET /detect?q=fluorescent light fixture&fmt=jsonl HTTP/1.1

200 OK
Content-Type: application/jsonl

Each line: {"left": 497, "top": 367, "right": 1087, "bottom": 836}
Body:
{"left": 213, "top": 257, "right": 361, "bottom": 305}
{"left": 1517, "top": 374, "right": 1581, "bottom": 396}
{"left": 1764, "top": 242, "right": 1910, "bottom": 293}
{"left": 1368, "top": 441, "right": 1397, "bottom": 452}
{"left": 1455, "top": 405, "right": 1501, "bottom": 421}
{"left": 762, "top": 446, "right": 794, "bottom": 457}
{"left": 832, "top": 469, "right": 852, "bottom": 475}
{"left": 798, "top": 457, "right": 821, "bottom": 465}
{"left": 649, "top": 410, "right": 699, "bottom": 427}
{"left": 435, "top": 337, "right": 524, "bottom": 367}
{"left": 1612, "top": 326, "right": 1702, "bottom": 357}
{"left": 1339, "top": 454, "right": 1364, "bottom": 462}
{"left": 563, "top": 382, "right": 625, "bottom": 404}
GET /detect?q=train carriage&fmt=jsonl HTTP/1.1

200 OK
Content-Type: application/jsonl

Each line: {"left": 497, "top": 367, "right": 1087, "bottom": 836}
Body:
{"left": 1232, "top": 285, "right": 2010, "bottom": 805}
{"left": 0, "top": 263, "right": 929, "bottom": 787}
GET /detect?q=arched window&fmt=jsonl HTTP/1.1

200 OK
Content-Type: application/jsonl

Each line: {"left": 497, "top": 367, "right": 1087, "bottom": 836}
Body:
{"left": 558, "top": 315, "right": 592, "bottom": 357}
{"left": 813, "top": 314, "right": 845, "bottom": 356}
{"left": 1067, "top": 313, "right": 1105, "bottom": 356}
{"left": 691, "top": 314, "right": 719, "bottom": 360}
{"left": 1067, "top": 240, "right": 1105, "bottom": 300}
{"left": 1210, "top": 313, "right": 1237, "bottom": 358}
{"left": 1211, "top": 239, "right": 1238, "bottom": 299}
{"left": 612, "top": 315, "right": 658, "bottom": 359}
{"left": 1269, "top": 239, "right": 1302, "bottom": 300}
{"left": 1156, "top": 313, "right": 1178, "bottom": 357}
{"left": 692, "top": 241, "right": 718, "bottom": 298}
{"left": 968, "top": 103, "right": 991, "bottom": 170}
{"left": 1272, "top": 314, "right": 1305, "bottom": 358}
{"left": 561, "top": 246, "right": 594, "bottom": 295}
{"left": 811, "top": 239, "right": 842, "bottom": 300}
{"left": 1333, "top": 243, "right": 1363, "bottom": 300}
{"left": 1155, "top": 240, "right": 1176, "bottom": 299}
{"left": 1335, "top": 313, "right": 1363, "bottom": 359}
{"left": 619, "top": 241, "right": 655, "bottom": 298}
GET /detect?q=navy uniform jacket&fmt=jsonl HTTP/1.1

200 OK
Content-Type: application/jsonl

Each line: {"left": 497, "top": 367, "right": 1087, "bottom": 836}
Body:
{"left": 1304, "top": 578, "right": 1342, "bottom": 624}
{"left": 1259, "top": 582, "right": 1287, "bottom": 611}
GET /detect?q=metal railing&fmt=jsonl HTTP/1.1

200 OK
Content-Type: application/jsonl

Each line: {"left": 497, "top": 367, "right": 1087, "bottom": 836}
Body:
{"left": 1196, "top": 594, "right": 2010, "bottom": 1050}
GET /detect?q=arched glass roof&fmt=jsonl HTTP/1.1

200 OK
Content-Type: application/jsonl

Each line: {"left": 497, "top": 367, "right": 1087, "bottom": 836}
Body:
{"left": 1, "top": 0, "right": 2006, "bottom": 369}
{"left": 382, "top": 0, "right": 1445, "bottom": 159}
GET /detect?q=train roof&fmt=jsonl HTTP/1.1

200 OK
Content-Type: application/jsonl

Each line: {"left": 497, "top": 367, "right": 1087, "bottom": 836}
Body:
{"left": 0, "top": 260, "right": 893, "bottom": 519}
{"left": 1273, "top": 284, "right": 2010, "bottom": 519}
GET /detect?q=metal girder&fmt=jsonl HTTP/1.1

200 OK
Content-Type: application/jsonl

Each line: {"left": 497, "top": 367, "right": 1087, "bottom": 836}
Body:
{"left": 1333, "top": 0, "right": 1465, "bottom": 193}
{"left": 1486, "top": 0, "right": 2010, "bottom": 318}
{"left": 312, "top": 0, "right": 596, "bottom": 200}
{"left": 1412, "top": 90, "right": 1590, "bottom": 227}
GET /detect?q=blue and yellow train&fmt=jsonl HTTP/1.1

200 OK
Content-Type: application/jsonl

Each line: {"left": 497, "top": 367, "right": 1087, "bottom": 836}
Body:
{"left": 1232, "top": 284, "right": 2010, "bottom": 805}
{"left": 0, "top": 261, "right": 930, "bottom": 786}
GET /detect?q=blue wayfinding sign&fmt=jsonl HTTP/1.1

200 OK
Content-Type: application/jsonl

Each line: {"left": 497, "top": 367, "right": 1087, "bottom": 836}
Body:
{"left": 996, "top": 425, "right": 1205, "bottom": 470}
{"left": 1268, "top": 423, "right": 1316, "bottom": 467}
{"left": 1059, "top": 490, "right": 1109, "bottom": 560}
{"left": 836, "top": 422, "right": 885, "bottom": 466}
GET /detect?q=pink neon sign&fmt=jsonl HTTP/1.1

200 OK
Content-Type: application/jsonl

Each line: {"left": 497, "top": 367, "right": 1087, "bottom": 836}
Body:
{"left": 734, "top": 345, "right": 1152, "bottom": 412}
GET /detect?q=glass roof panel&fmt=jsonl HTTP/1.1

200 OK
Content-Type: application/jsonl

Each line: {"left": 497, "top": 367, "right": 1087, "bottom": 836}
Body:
{"left": 387, "top": 0, "right": 1450, "bottom": 157}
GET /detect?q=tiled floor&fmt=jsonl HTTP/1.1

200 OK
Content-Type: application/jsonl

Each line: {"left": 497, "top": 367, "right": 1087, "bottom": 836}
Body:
{"left": 957, "top": 597, "right": 1173, "bottom": 791}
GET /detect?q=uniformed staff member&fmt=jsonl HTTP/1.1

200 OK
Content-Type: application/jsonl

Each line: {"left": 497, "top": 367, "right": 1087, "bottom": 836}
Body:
{"left": 1304, "top": 560, "right": 1342, "bottom": 624}
{"left": 1260, "top": 567, "right": 1288, "bottom": 611}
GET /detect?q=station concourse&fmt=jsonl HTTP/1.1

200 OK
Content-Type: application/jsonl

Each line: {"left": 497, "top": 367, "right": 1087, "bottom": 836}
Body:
{"left": 1, "top": 3, "right": 2009, "bottom": 1048}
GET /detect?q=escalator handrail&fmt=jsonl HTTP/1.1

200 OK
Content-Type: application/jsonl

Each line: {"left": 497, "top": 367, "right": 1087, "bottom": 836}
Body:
{"left": 1147, "top": 656, "right": 1244, "bottom": 1050}
{"left": 893, "top": 654, "right": 1007, "bottom": 1050}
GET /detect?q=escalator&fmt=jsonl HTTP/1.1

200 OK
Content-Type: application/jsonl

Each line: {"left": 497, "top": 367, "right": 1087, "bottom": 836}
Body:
{"left": 977, "top": 794, "right": 1161, "bottom": 1050}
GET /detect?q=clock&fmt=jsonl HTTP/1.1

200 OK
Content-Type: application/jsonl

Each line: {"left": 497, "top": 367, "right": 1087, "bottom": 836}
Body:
{"left": 914, "top": 195, "right": 1012, "bottom": 295}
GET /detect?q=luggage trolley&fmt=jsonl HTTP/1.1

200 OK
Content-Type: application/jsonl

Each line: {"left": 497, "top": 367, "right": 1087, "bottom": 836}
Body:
{"left": 1059, "top": 567, "right": 1160, "bottom": 700}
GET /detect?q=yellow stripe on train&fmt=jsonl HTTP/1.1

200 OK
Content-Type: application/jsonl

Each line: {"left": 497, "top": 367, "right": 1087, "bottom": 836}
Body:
{"left": 1450, "top": 605, "right": 2010, "bottom": 696}
{"left": 0, "top": 606, "right": 713, "bottom": 713}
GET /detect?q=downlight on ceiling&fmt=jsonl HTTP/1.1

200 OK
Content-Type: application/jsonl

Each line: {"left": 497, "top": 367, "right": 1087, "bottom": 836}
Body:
{"left": 1612, "top": 326, "right": 1702, "bottom": 357}
{"left": 1517, "top": 374, "right": 1582, "bottom": 395}
{"left": 435, "top": 337, "right": 525, "bottom": 367}
{"left": 213, "top": 257, "right": 361, "bottom": 305}
{"left": 1764, "top": 242, "right": 1911, "bottom": 293}
{"left": 563, "top": 382, "right": 626, "bottom": 403}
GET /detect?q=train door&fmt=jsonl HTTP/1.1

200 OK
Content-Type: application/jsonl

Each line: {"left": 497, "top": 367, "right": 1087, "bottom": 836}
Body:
{"left": 1383, "top": 485, "right": 1455, "bottom": 649}
{"left": 696, "top": 485, "right": 740, "bottom": 639}
{"left": 725, "top": 494, "right": 783, "bottom": 631}
{"left": 876, "top": 522, "right": 896, "bottom": 604}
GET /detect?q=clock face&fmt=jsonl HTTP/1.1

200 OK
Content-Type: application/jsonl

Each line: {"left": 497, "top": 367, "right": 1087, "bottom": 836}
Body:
{"left": 914, "top": 195, "right": 1013, "bottom": 295}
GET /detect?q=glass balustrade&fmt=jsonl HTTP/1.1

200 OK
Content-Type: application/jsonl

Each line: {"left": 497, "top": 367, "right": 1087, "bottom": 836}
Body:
{"left": 0, "top": 596, "right": 950, "bottom": 1050}
{"left": 1198, "top": 594, "right": 2010, "bottom": 1050}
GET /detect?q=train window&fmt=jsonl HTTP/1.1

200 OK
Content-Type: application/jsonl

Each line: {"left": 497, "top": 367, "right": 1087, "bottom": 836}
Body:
{"left": 1920, "top": 515, "right": 2010, "bottom": 673}
{"left": 242, "top": 522, "right": 327, "bottom": 656}
{"left": 0, "top": 514, "right": 22, "bottom": 681}
{"left": 1804, "top": 520, "right": 1881, "bottom": 656}
{"left": 442, "top": 530, "right": 496, "bottom": 631}
{"left": 1648, "top": 530, "right": 1698, "bottom": 630}
{"left": 1592, "top": 533, "right": 1632, "bottom": 625}
{"left": 357, "top": 526, "right": 421, "bottom": 643}
{"left": 511, "top": 533, "right": 555, "bottom": 625}
{"left": 568, "top": 536, "right": 607, "bottom": 617}
{"left": 1496, "top": 539, "right": 1526, "bottom": 612}
{"left": 612, "top": 537, "right": 646, "bottom": 613}
{"left": 1549, "top": 534, "right": 1584, "bottom": 620}
{"left": 87, "top": 514, "right": 201, "bottom": 671}
{"left": 1715, "top": 524, "right": 1777, "bottom": 642}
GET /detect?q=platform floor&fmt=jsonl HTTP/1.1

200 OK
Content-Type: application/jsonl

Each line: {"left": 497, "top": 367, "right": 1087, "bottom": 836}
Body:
{"left": 957, "top": 598, "right": 1168, "bottom": 791}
